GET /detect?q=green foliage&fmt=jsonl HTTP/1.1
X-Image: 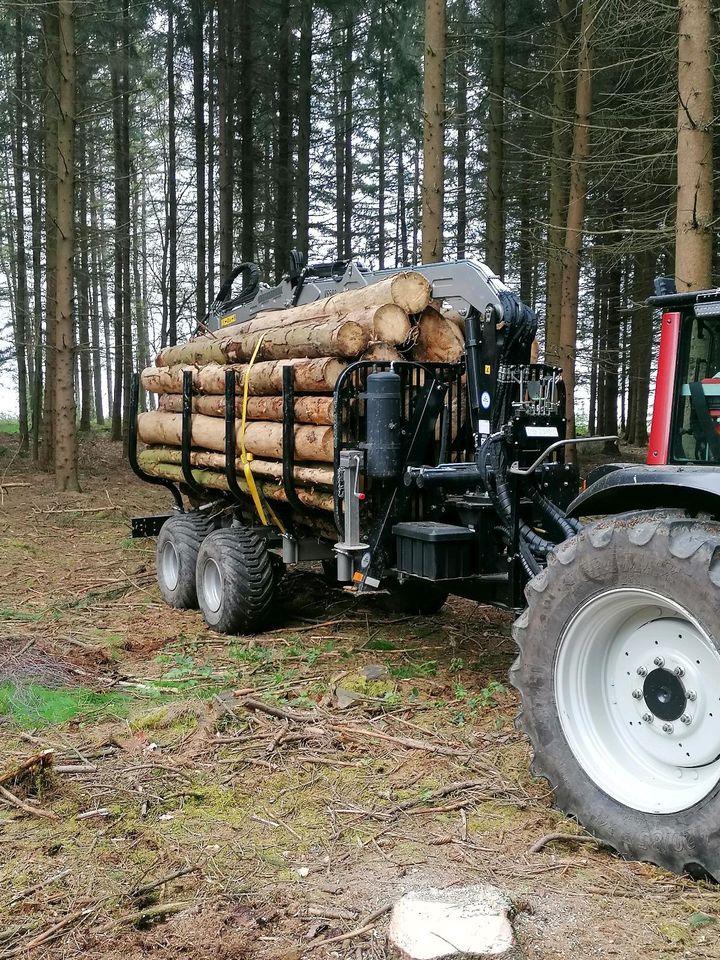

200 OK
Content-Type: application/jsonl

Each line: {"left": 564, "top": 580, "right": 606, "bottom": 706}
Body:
{"left": 0, "top": 682, "right": 133, "bottom": 728}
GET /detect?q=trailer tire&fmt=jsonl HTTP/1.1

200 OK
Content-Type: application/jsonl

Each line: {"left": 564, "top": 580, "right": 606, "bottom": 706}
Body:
{"left": 511, "top": 510, "right": 720, "bottom": 880}
{"left": 196, "top": 527, "right": 275, "bottom": 634}
{"left": 156, "top": 513, "right": 212, "bottom": 609}
{"left": 383, "top": 578, "right": 448, "bottom": 615}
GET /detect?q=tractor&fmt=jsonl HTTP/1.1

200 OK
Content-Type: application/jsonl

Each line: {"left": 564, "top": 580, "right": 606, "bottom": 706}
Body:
{"left": 129, "top": 257, "right": 720, "bottom": 880}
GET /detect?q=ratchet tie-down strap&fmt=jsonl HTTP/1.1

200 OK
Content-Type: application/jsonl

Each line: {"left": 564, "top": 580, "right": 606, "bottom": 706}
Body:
{"left": 239, "top": 335, "right": 286, "bottom": 533}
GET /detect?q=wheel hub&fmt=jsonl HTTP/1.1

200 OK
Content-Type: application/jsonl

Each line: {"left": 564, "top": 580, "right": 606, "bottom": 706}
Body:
{"left": 555, "top": 588, "right": 720, "bottom": 814}
{"left": 642, "top": 668, "right": 687, "bottom": 721}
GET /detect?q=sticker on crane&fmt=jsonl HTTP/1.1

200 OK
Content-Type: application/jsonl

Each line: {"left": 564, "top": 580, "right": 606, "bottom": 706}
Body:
{"left": 484, "top": 364, "right": 491, "bottom": 374}
{"left": 481, "top": 391, "right": 491, "bottom": 409}
{"left": 220, "top": 313, "right": 236, "bottom": 328}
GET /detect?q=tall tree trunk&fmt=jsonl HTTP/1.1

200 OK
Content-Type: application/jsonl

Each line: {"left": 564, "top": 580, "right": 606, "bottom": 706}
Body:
{"left": 545, "top": 0, "right": 574, "bottom": 364}
{"left": 274, "top": 0, "right": 292, "bottom": 281}
{"left": 626, "top": 250, "right": 654, "bottom": 445}
{"left": 77, "top": 125, "right": 92, "bottom": 430}
{"left": 121, "top": 0, "right": 132, "bottom": 449}
{"left": 166, "top": 1, "right": 178, "bottom": 345}
{"left": 28, "top": 116, "right": 44, "bottom": 457}
{"left": 96, "top": 182, "right": 113, "bottom": 413}
{"left": 89, "top": 147, "right": 104, "bottom": 425}
{"left": 217, "top": 0, "right": 234, "bottom": 280}
{"left": 12, "top": 14, "right": 30, "bottom": 453}
{"left": 54, "top": 0, "right": 79, "bottom": 492}
{"left": 455, "top": 0, "right": 467, "bottom": 260}
{"left": 602, "top": 254, "right": 622, "bottom": 444}
{"left": 397, "top": 130, "right": 409, "bottom": 266}
{"left": 295, "top": 0, "right": 312, "bottom": 255}
{"left": 342, "top": 12, "right": 353, "bottom": 260}
{"left": 132, "top": 161, "right": 149, "bottom": 413}
{"left": 558, "top": 0, "right": 594, "bottom": 443}
{"left": 485, "top": 0, "right": 505, "bottom": 275}
{"left": 422, "top": 0, "right": 446, "bottom": 263}
{"left": 675, "top": 0, "right": 713, "bottom": 291}
{"left": 207, "top": 4, "right": 215, "bottom": 302}
{"left": 41, "top": 7, "right": 59, "bottom": 469}
{"left": 377, "top": 0, "right": 386, "bottom": 268}
{"left": 412, "top": 136, "right": 419, "bottom": 264}
{"left": 111, "top": 51, "right": 123, "bottom": 440}
{"left": 192, "top": 0, "right": 206, "bottom": 325}
{"left": 588, "top": 264, "right": 600, "bottom": 435}
{"left": 333, "top": 62, "right": 344, "bottom": 257}
{"left": 239, "top": 0, "right": 254, "bottom": 263}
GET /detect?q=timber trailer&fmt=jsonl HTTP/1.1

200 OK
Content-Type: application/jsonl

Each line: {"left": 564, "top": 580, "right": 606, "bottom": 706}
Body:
{"left": 129, "top": 257, "right": 720, "bottom": 879}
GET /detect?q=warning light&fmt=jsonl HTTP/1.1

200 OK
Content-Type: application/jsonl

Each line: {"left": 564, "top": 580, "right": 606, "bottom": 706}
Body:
{"left": 357, "top": 493, "right": 366, "bottom": 501}
{"left": 352, "top": 571, "right": 364, "bottom": 583}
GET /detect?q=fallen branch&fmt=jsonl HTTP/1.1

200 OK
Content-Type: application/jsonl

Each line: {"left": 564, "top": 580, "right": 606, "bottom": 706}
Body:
{"left": 393, "top": 778, "right": 489, "bottom": 812}
{"left": 132, "top": 865, "right": 200, "bottom": 897}
{"left": 340, "top": 726, "right": 471, "bottom": 758}
{"left": 7, "top": 868, "right": 72, "bottom": 907}
{"left": 240, "top": 697, "right": 317, "bottom": 724}
{"left": 98, "top": 901, "right": 191, "bottom": 932}
{"left": 0, "top": 906, "right": 96, "bottom": 960}
{"left": 529, "top": 831, "right": 603, "bottom": 854}
{"left": 0, "top": 784, "right": 58, "bottom": 821}
{"left": 305, "top": 902, "right": 392, "bottom": 952}
{"left": 0, "top": 750, "right": 54, "bottom": 787}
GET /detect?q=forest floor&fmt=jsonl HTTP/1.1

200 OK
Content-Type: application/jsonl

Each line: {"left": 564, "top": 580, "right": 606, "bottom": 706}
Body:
{"left": 0, "top": 428, "right": 718, "bottom": 960}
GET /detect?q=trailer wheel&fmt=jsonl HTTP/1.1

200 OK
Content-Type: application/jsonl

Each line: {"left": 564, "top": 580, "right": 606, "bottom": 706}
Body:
{"left": 383, "top": 578, "right": 449, "bottom": 615}
{"left": 196, "top": 527, "right": 275, "bottom": 634}
{"left": 512, "top": 510, "right": 720, "bottom": 879}
{"left": 156, "top": 513, "right": 212, "bottom": 609}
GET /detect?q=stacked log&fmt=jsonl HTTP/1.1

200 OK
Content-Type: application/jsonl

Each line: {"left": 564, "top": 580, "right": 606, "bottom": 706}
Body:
{"left": 137, "top": 271, "right": 466, "bottom": 520}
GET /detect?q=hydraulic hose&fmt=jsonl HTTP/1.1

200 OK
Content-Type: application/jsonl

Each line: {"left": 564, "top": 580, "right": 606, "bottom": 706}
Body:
{"left": 527, "top": 486, "right": 581, "bottom": 540}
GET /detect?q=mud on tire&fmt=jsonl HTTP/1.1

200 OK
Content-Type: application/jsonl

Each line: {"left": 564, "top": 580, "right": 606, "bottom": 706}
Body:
{"left": 196, "top": 527, "right": 276, "bottom": 634}
{"left": 511, "top": 510, "right": 720, "bottom": 880}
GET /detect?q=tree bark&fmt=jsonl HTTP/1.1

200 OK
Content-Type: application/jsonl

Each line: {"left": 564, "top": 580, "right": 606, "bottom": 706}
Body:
{"left": 111, "top": 55, "right": 123, "bottom": 441}
{"left": 412, "top": 306, "right": 465, "bottom": 362}
{"left": 422, "top": 0, "right": 445, "bottom": 263}
{"left": 626, "top": 250, "right": 654, "bottom": 445}
{"left": 377, "top": 0, "right": 387, "bottom": 268}
{"left": 12, "top": 14, "right": 30, "bottom": 453}
{"left": 54, "top": 0, "right": 79, "bottom": 492}
{"left": 485, "top": 0, "right": 505, "bottom": 275}
{"left": 455, "top": 0, "right": 467, "bottom": 260}
{"left": 77, "top": 124, "right": 92, "bottom": 430}
{"left": 28, "top": 104, "right": 44, "bottom": 457}
{"left": 295, "top": 0, "right": 312, "bottom": 255}
{"left": 558, "top": 0, "right": 594, "bottom": 442}
{"left": 192, "top": 0, "right": 207, "bottom": 325}
{"left": 139, "top": 446, "right": 334, "bottom": 487}
{"left": 207, "top": 3, "right": 215, "bottom": 302}
{"left": 217, "top": 0, "right": 234, "bottom": 280}
{"left": 274, "top": 0, "right": 292, "bottom": 282}
{"left": 544, "top": 0, "right": 574, "bottom": 364}
{"left": 121, "top": 0, "right": 132, "bottom": 449}
{"left": 239, "top": 0, "right": 254, "bottom": 263}
{"left": 166, "top": 0, "right": 178, "bottom": 346}
{"left": 41, "top": 7, "right": 59, "bottom": 469}
{"left": 675, "top": 0, "right": 713, "bottom": 291}
{"left": 158, "top": 393, "right": 333, "bottom": 425}
{"left": 142, "top": 357, "right": 345, "bottom": 396}
{"left": 342, "top": 11, "right": 354, "bottom": 260}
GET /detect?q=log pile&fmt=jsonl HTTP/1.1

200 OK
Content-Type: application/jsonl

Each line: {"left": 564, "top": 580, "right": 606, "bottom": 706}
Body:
{"left": 137, "top": 272, "right": 466, "bottom": 519}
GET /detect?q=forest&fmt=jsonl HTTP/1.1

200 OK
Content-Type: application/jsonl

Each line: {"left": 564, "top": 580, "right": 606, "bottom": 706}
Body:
{"left": 0, "top": 0, "right": 716, "bottom": 490}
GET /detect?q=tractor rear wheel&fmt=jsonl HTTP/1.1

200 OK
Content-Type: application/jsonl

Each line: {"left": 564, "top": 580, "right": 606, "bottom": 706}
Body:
{"left": 196, "top": 527, "right": 276, "bottom": 634}
{"left": 156, "top": 512, "right": 213, "bottom": 609}
{"left": 512, "top": 510, "right": 720, "bottom": 880}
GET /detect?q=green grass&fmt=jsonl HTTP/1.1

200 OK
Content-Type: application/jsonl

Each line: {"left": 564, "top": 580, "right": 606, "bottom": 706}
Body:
{"left": 0, "top": 682, "right": 135, "bottom": 728}
{"left": 0, "top": 416, "right": 19, "bottom": 434}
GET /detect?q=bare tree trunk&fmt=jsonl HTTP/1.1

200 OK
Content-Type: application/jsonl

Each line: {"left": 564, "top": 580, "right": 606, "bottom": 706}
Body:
{"left": 166, "top": 1, "right": 178, "bottom": 345}
{"left": 602, "top": 254, "right": 622, "bottom": 444}
{"left": 545, "top": 0, "right": 574, "bottom": 364}
{"left": 89, "top": 148, "right": 104, "bottom": 425}
{"left": 28, "top": 113, "right": 44, "bottom": 457}
{"left": 295, "top": 0, "right": 312, "bottom": 255}
{"left": 41, "top": 7, "right": 59, "bottom": 469}
{"left": 675, "top": 0, "right": 713, "bottom": 291}
{"left": 412, "top": 136, "right": 419, "bottom": 264}
{"left": 588, "top": 264, "right": 600, "bottom": 434}
{"left": 54, "top": 0, "right": 79, "bottom": 492}
{"left": 96, "top": 182, "right": 113, "bottom": 413}
{"left": 239, "top": 0, "right": 254, "bottom": 263}
{"left": 485, "top": 0, "right": 505, "bottom": 275}
{"left": 207, "top": 4, "right": 215, "bottom": 302}
{"left": 111, "top": 56, "right": 123, "bottom": 441}
{"left": 397, "top": 129, "right": 409, "bottom": 266}
{"left": 121, "top": 0, "right": 132, "bottom": 450}
{"left": 626, "top": 250, "right": 654, "bottom": 445}
{"left": 342, "top": 11, "right": 353, "bottom": 260}
{"left": 558, "top": 0, "right": 594, "bottom": 443}
{"left": 192, "top": 0, "right": 206, "bottom": 325}
{"left": 274, "top": 0, "right": 292, "bottom": 281}
{"left": 12, "top": 14, "right": 30, "bottom": 453}
{"left": 333, "top": 62, "right": 344, "bottom": 257}
{"left": 132, "top": 162, "right": 149, "bottom": 414}
{"left": 77, "top": 124, "right": 92, "bottom": 431}
{"left": 377, "top": 0, "right": 387, "bottom": 268}
{"left": 217, "top": 0, "right": 234, "bottom": 280}
{"left": 455, "top": 0, "right": 467, "bottom": 260}
{"left": 421, "top": 0, "right": 445, "bottom": 263}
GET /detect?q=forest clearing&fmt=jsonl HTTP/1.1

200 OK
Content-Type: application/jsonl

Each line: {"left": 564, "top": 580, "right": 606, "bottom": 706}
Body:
{"left": 1, "top": 426, "right": 718, "bottom": 960}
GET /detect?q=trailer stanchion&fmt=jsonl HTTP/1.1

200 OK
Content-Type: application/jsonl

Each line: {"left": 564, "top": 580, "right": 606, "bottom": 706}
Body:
{"left": 224, "top": 369, "right": 246, "bottom": 502}
{"left": 181, "top": 369, "right": 204, "bottom": 496}
{"left": 128, "top": 372, "right": 184, "bottom": 512}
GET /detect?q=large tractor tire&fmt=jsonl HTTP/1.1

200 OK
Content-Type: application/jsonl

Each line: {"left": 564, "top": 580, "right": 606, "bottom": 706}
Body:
{"left": 195, "top": 527, "right": 276, "bottom": 634}
{"left": 512, "top": 510, "right": 720, "bottom": 880}
{"left": 156, "top": 512, "right": 213, "bottom": 609}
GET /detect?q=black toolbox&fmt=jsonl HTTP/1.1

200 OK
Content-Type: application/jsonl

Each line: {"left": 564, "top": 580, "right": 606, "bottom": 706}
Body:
{"left": 392, "top": 521, "right": 476, "bottom": 581}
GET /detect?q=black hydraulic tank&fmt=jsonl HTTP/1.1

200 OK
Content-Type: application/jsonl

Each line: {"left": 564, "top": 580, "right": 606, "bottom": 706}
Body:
{"left": 364, "top": 370, "right": 402, "bottom": 477}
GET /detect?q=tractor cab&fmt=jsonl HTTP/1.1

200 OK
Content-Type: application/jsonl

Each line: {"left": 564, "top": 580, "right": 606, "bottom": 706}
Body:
{"left": 648, "top": 283, "right": 720, "bottom": 467}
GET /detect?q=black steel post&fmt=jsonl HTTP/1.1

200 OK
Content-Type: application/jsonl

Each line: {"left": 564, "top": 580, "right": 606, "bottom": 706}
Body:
{"left": 127, "top": 372, "right": 184, "bottom": 510}
{"left": 224, "top": 369, "right": 246, "bottom": 502}
{"left": 180, "top": 369, "right": 204, "bottom": 495}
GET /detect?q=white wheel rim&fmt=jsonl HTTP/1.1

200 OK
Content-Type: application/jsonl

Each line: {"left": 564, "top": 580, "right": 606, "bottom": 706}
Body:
{"left": 555, "top": 587, "right": 720, "bottom": 814}
{"left": 202, "top": 557, "right": 223, "bottom": 613}
{"left": 160, "top": 541, "right": 179, "bottom": 591}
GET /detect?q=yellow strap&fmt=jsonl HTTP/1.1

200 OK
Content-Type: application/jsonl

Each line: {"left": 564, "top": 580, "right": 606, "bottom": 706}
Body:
{"left": 239, "top": 336, "right": 286, "bottom": 533}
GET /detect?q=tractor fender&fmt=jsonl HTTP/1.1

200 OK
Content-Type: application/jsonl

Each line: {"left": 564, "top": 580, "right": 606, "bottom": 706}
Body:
{"left": 566, "top": 464, "right": 720, "bottom": 519}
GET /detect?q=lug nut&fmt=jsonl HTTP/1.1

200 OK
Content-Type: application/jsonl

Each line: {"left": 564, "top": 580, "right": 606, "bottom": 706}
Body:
{"left": 687, "top": 690, "right": 697, "bottom": 702}
{"left": 662, "top": 723, "right": 674, "bottom": 734}
{"left": 654, "top": 656, "right": 665, "bottom": 667}
{"left": 642, "top": 713, "right": 653, "bottom": 723}
{"left": 674, "top": 666, "right": 685, "bottom": 678}
{"left": 632, "top": 689, "right": 642, "bottom": 700}
{"left": 637, "top": 666, "right": 647, "bottom": 677}
{"left": 681, "top": 714, "right": 692, "bottom": 725}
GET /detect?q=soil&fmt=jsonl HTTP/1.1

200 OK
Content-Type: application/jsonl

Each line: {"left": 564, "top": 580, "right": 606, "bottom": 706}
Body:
{"left": 0, "top": 430, "right": 718, "bottom": 960}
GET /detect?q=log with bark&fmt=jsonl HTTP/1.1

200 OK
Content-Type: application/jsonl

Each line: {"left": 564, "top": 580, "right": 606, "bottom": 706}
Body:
{"left": 361, "top": 342, "right": 404, "bottom": 361}
{"left": 411, "top": 306, "right": 465, "bottom": 362}
{"left": 141, "top": 357, "right": 346, "bottom": 396}
{"left": 136, "top": 453, "right": 335, "bottom": 513}
{"left": 157, "top": 393, "right": 334, "bottom": 425}
{"left": 137, "top": 411, "right": 334, "bottom": 462}
{"left": 140, "top": 446, "right": 334, "bottom": 487}
{"left": 218, "top": 316, "right": 371, "bottom": 363}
